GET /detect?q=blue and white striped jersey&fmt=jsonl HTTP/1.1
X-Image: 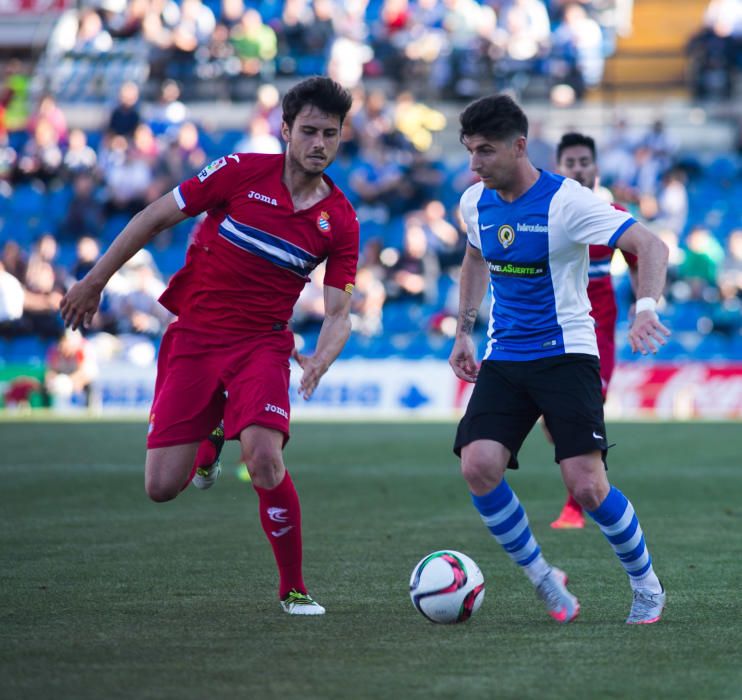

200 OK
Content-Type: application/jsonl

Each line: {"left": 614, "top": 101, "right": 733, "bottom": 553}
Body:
{"left": 459, "top": 170, "right": 635, "bottom": 361}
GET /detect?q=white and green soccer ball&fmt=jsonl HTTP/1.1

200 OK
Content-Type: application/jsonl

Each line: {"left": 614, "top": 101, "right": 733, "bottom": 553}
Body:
{"left": 409, "top": 550, "right": 485, "bottom": 624}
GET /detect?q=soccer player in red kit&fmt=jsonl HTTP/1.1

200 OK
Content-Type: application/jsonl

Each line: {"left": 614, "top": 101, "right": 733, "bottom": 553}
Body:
{"left": 60, "top": 77, "right": 358, "bottom": 615}
{"left": 550, "top": 132, "right": 637, "bottom": 529}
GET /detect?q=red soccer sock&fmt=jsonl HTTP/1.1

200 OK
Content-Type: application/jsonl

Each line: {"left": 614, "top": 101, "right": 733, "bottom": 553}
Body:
{"left": 180, "top": 438, "right": 219, "bottom": 492}
{"left": 253, "top": 470, "right": 306, "bottom": 599}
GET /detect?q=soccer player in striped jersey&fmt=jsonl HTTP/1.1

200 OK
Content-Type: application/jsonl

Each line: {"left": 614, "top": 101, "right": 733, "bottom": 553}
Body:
{"left": 450, "top": 95, "right": 669, "bottom": 624}
{"left": 60, "top": 77, "right": 359, "bottom": 616}
{"left": 549, "top": 132, "right": 638, "bottom": 530}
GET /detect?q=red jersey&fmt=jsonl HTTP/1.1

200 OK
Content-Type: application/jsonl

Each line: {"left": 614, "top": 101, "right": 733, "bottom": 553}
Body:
{"left": 161, "top": 153, "right": 359, "bottom": 333}
{"left": 587, "top": 203, "right": 637, "bottom": 331}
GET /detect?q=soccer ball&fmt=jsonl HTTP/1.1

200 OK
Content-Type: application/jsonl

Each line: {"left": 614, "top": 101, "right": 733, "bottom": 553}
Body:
{"left": 409, "top": 550, "right": 485, "bottom": 624}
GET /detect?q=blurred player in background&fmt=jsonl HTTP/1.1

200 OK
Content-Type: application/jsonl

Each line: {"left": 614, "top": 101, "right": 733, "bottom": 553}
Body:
{"left": 550, "top": 132, "right": 638, "bottom": 529}
{"left": 450, "top": 94, "right": 669, "bottom": 624}
{"left": 60, "top": 76, "right": 359, "bottom": 616}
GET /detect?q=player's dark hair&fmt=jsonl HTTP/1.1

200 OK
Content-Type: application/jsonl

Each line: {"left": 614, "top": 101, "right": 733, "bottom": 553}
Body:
{"left": 282, "top": 76, "right": 353, "bottom": 129}
{"left": 459, "top": 94, "right": 528, "bottom": 143}
{"left": 557, "top": 132, "right": 596, "bottom": 161}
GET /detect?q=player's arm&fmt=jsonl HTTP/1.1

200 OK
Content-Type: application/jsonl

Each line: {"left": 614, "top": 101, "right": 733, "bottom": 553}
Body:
{"left": 449, "top": 243, "right": 489, "bottom": 382}
{"left": 615, "top": 222, "right": 671, "bottom": 355}
{"left": 60, "top": 193, "right": 188, "bottom": 330}
{"left": 292, "top": 284, "right": 352, "bottom": 400}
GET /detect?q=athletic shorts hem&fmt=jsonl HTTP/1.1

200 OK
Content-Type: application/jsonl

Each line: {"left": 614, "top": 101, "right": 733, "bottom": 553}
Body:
{"left": 146, "top": 434, "right": 208, "bottom": 450}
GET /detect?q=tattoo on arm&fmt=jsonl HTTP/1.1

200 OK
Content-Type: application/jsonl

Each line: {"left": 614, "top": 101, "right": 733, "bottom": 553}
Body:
{"left": 459, "top": 308, "right": 477, "bottom": 335}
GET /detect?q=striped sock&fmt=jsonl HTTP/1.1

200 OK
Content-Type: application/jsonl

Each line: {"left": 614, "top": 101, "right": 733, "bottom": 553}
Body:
{"left": 471, "top": 480, "right": 550, "bottom": 585}
{"left": 587, "top": 486, "right": 662, "bottom": 592}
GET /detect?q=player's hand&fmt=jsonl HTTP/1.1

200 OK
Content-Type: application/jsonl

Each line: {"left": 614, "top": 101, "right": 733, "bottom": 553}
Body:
{"left": 291, "top": 347, "right": 328, "bottom": 400}
{"left": 628, "top": 310, "right": 671, "bottom": 355}
{"left": 449, "top": 335, "right": 479, "bottom": 383}
{"left": 59, "top": 279, "right": 102, "bottom": 330}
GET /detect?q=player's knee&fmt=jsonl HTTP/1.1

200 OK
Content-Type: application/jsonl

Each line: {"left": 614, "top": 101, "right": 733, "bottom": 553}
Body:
{"left": 460, "top": 445, "right": 505, "bottom": 495}
{"left": 145, "top": 475, "right": 180, "bottom": 502}
{"left": 571, "top": 478, "right": 610, "bottom": 512}
{"left": 242, "top": 445, "right": 283, "bottom": 488}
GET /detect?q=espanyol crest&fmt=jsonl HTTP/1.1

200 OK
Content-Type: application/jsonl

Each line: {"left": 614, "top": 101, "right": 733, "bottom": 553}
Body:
{"left": 317, "top": 211, "right": 331, "bottom": 233}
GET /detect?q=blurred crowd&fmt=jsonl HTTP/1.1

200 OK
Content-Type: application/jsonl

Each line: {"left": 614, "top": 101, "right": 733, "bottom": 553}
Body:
{"left": 32, "top": 0, "right": 642, "bottom": 104}
{"left": 0, "top": 80, "right": 741, "bottom": 403}
{"left": 0, "top": 0, "right": 741, "bottom": 407}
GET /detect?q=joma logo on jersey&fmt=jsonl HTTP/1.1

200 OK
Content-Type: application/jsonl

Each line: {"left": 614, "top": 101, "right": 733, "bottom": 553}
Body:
{"left": 248, "top": 190, "right": 278, "bottom": 206}
{"left": 265, "top": 403, "right": 288, "bottom": 419}
{"left": 487, "top": 260, "right": 547, "bottom": 277}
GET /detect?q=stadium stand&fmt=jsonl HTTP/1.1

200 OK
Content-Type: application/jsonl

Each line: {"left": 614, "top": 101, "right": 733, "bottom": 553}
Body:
{"left": 1, "top": 0, "right": 741, "bottom": 409}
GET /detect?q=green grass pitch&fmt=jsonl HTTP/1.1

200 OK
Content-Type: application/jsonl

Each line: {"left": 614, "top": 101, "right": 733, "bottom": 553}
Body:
{"left": 1, "top": 419, "right": 741, "bottom": 700}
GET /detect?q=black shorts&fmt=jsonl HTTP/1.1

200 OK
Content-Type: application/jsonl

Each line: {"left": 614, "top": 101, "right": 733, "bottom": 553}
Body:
{"left": 453, "top": 354, "right": 608, "bottom": 468}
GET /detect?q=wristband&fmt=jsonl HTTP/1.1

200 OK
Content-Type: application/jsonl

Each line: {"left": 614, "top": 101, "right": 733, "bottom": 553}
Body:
{"left": 635, "top": 297, "right": 657, "bottom": 316}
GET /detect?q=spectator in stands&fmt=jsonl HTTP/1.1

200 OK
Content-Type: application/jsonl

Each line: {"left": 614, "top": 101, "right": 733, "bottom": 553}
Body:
{"left": 526, "top": 120, "right": 555, "bottom": 171}
{"left": 494, "top": 0, "right": 552, "bottom": 82}
{"left": 349, "top": 137, "right": 408, "bottom": 218}
{"left": 100, "top": 0, "right": 149, "bottom": 39}
{"left": 132, "top": 123, "right": 160, "bottom": 167}
{"left": 167, "top": 0, "right": 217, "bottom": 84}
{"left": 2, "top": 240, "right": 27, "bottom": 282}
{"left": 58, "top": 172, "right": 106, "bottom": 241}
{"left": 43, "top": 328, "right": 99, "bottom": 408}
{"left": 599, "top": 116, "right": 636, "bottom": 189}
{"left": 393, "top": 90, "right": 446, "bottom": 152}
{"left": 108, "top": 81, "right": 141, "bottom": 137}
{"left": 154, "top": 121, "right": 206, "bottom": 191}
{"left": 275, "top": 0, "right": 315, "bottom": 73}
{"left": 73, "top": 7, "right": 114, "bottom": 53}
{"left": 0, "top": 259, "right": 24, "bottom": 331}
{"left": 219, "top": 0, "right": 245, "bottom": 30}
{"left": 20, "top": 233, "right": 66, "bottom": 337}
{"left": 102, "top": 135, "right": 153, "bottom": 216}
{"left": 712, "top": 228, "right": 742, "bottom": 336}
{"left": 386, "top": 215, "right": 440, "bottom": 304}
{"left": 234, "top": 114, "right": 283, "bottom": 154}
{"left": 0, "top": 131, "right": 17, "bottom": 193}
{"left": 252, "top": 83, "right": 283, "bottom": 138}
{"left": 62, "top": 128, "right": 98, "bottom": 179}
{"left": 720, "top": 228, "right": 742, "bottom": 296}
{"left": 687, "top": 0, "right": 742, "bottom": 99}
{"left": 230, "top": 8, "right": 278, "bottom": 80}
{"left": 653, "top": 168, "right": 689, "bottom": 235}
{"left": 414, "top": 199, "right": 465, "bottom": 271}
{"left": 679, "top": 225, "right": 726, "bottom": 299}
{"left": 15, "top": 118, "right": 64, "bottom": 187}
{"left": 27, "top": 95, "right": 68, "bottom": 146}
{"left": 70, "top": 236, "right": 102, "bottom": 282}
{"left": 351, "top": 263, "right": 387, "bottom": 337}
{"left": 103, "top": 249, "right": 171, "bottom": 337}
{"left": 145, "top": 80, "right": 188, "bottom": 137}
{"left": 327, "top": 33, "right": 374, "bottom": 89}
{"left": 552, "top": 3, "right": 605, "bottom": 91}
{"left": 292, "top": 263, "right": 326, "bottom": 334}
{"left": 640, "top": 119, "right": 675, "bottom": 172}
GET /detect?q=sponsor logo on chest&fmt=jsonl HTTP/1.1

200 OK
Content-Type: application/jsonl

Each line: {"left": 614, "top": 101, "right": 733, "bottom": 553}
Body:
{"left": 248, "top": 190, "right": 278, "bottom": 206}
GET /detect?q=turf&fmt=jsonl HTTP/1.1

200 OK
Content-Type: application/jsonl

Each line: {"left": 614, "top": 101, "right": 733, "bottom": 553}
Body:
{"left": 1, "top": 420, "right": 740, "bottom": 700}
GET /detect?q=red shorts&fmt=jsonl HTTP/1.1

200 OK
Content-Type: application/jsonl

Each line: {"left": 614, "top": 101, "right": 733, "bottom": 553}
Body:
{"left": 146, "top": 321, "right": 294, "bottom": 449}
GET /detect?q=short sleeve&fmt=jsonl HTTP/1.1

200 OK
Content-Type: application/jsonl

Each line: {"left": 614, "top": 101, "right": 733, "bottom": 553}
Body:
{"left": 324, "top": 211, "right": 360, "bottom": 293}
{"left": 555, "top": 179, "right": 635, "bottom": 247}
{"left": 460, "top": 182, "right": 484, "bottom": 249}
{"left": 173, "top": 155, "right": 239, "bottom": 217}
